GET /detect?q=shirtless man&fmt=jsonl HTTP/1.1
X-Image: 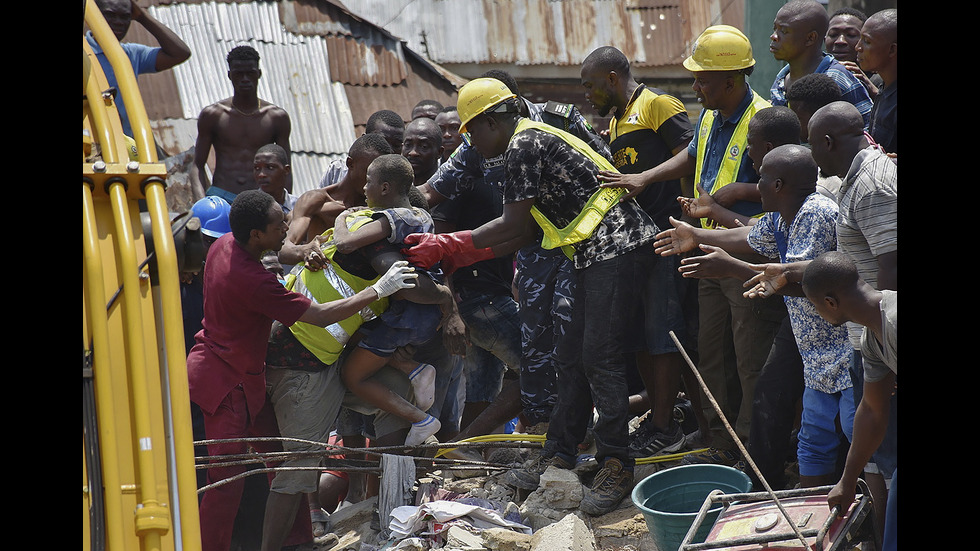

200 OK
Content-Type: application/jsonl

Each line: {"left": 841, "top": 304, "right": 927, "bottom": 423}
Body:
{"left": 278, "top": 133, "right": 392, "bottom": 267}
{"left": 193, "top": 45, "right": 291, "bottom": 202}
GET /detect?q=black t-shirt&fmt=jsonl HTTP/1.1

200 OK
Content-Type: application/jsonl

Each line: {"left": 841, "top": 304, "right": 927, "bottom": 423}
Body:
{"left": 430, "top": 175, "right": 514, "bottom": 298}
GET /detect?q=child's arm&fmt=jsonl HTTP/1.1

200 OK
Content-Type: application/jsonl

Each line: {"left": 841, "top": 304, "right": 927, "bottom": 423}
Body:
{"left": 333, "top": 212, "right": 392, "bottom": 254}
{"left": 368, "top": 249, "right": 453, "bottom": 306}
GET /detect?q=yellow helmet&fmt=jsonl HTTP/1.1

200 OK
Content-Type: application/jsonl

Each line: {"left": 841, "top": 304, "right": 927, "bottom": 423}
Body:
{"left": 682, "top": 25, "right": 755, "bottom": 72}
{"left": 457, "top": 78, "right": 517, "bottom": 133}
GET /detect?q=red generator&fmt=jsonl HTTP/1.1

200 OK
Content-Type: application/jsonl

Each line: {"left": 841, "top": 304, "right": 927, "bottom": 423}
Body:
{"left": 679, "top": 483, "right": 879, "bottom": 551}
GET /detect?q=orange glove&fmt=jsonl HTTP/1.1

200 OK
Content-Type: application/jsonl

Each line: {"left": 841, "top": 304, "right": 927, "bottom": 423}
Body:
{"left": 401, "top": 230, "right": 495, "bottom": 275}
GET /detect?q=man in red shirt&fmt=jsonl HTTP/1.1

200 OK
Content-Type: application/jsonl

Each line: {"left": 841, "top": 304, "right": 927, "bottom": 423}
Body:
{"left": 186, "top": 190, "right": 417, "bottom": 551}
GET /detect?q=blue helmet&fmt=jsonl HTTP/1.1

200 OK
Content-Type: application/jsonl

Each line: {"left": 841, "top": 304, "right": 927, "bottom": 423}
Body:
{"left": 190, "top": 196, "right": 232, "bottom": 238}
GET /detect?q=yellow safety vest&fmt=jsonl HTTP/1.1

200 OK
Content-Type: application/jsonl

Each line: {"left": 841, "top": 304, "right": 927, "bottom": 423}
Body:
{"left": 693, "top": 91, "right": 770, "bottom": 229}
{"left": 514, "top": 118, "right": 626, "bottom": 260}
{"left": 285, "top": 211, "right": 388, "bottom": 365}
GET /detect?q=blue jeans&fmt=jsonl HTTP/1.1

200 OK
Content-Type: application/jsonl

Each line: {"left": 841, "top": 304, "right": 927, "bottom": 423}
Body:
{"left": 358, "top": 300, "right": 443, "bottom": 356}
{"left": 882, "top": 468, "right": 897, "bottom": 551}
{"left": 414, "top": 330, "right": 462, "bottom": 433}
{"left": 456, "top": 291, "right": 522, "bottom": 402}
{"left": 797, "top": 386, "right": 855, "bottom": 477}
{"left": 849, "top": 351, "right": 897, "bottom": 481}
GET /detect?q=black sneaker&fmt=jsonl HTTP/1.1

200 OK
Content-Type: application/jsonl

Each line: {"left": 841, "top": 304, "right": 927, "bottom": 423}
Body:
{"left": 628, "top": 420, "right": 686, "bottom": 458}
{"left": 579, "top": 457, "right": 634, "bottom": 516}
{"left": 505, "top": 452, "right": 573, "bottom": 490}
{"left": 627, "top": 415, "right": 657, "bottom": 448}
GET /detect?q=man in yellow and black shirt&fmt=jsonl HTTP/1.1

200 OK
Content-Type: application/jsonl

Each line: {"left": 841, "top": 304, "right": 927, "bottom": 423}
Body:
{"left": 597, "top": 27, "right": 788, "bottom": 469}
{"left": 581, "top": 46, "right": 699, "bottom": 459}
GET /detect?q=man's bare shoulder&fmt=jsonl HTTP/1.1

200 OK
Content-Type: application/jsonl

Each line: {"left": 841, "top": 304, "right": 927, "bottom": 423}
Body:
{"left": 199, "top": 98, "right": 233, "bottom": 118}
{"left": 258, "top": 101, "right": 290, "bottom": 120}
{"left": 293, "top": 188, "right": 335, "bottom": 214}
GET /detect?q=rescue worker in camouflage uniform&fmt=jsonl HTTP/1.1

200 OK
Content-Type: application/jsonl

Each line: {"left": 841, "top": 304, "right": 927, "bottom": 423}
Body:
{"left": 406, "top": 77, "right": 661, "bottom": 517}
{"left": 417, "top": 70, "right": 609, "bottom": 436}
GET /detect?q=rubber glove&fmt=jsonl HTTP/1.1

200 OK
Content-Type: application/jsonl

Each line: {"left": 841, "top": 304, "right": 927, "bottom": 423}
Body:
{"left": 371, "top": 260, "right": 419, "bottom": 298}
{"left": 402, "top": 230, "right": 495, "bottom": 274}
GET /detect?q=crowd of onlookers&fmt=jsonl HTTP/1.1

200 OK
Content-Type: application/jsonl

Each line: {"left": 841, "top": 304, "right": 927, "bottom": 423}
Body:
{"left": 87, "top": 1, "right": 896, "bottom": 549}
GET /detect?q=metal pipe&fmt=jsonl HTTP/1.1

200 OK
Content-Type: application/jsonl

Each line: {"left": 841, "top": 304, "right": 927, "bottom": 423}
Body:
{"left": 83, "top": 183, "right": 127, "bottom": 551}
{"left": 106, "top": 179, "right": 169, "bottom": 549}
{"left": 82, "top": 38, "right": 120, "bottom": 165}
{"left": 84, "top": 0, "right": 155, "bottom": 162}
{"left": 144, "top": 180, "right": 202, "bottom": 550}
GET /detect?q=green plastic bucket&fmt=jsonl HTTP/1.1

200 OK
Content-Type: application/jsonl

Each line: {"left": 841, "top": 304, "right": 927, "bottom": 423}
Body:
{"left": 631, "top": 464, "right": 752, "bottom": 551}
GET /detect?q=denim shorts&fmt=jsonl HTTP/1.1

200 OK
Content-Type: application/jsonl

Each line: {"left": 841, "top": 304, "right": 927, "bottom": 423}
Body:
{"left": 797, "top": 385, "right": 856, "bottom": 477}
{"left": 357, "top": 299, "right": 442, "bottom": 357}
{"left": 205, "top": 185, "right": 238, "bottom": 203}
{"left": 633, "top": 252, "right": 699, "bottom": 355}
{"left": 456, "top": 291, "right": 522, "bottom": 402}
{"left": 850, "top": 351, "right": 897, "bottom": 482}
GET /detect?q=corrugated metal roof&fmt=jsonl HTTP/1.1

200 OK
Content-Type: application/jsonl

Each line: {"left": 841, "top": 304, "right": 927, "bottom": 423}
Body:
{"left": 117, "top": 0, "right": 465, "bottom": 196}
{"left": 123, "top": 1, "right": 355, "bottom": 194}
{"left": 337, "top": 0, "right": 744, "bottom": 69}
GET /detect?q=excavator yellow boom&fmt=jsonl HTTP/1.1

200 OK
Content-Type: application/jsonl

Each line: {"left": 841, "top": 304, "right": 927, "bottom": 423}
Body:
{"left": 82, "top": 0, "right": 201, "bottom": 548}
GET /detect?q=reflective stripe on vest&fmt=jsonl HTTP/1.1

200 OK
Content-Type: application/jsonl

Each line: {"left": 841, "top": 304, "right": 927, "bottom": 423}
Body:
{"left": 514, "top": 118, "right": 626, "bottom": 259}
{"left": 693, "top": 91, "right": 770, "bottom": 229}
{"left": 285, "top": 223, "right": 388, "bottom": 365}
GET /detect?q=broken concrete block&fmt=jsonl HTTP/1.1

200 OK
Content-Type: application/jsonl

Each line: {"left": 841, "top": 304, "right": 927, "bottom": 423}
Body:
{"left": 590, "top": 506, "right": 657, "bottom": 551}
{"left": 537, "top": 466, "right": 584, "bottom": 509}
{"left": 446, "top": 524, "right": 487, "bottom": 550}
{"left": 445, "top": 475, "right": 492, "bottom": 494}
{"left": 529, "top": 513, "right": 597, "bottom": 551}
{"left": 481, "top": 527, "right": 533, "bottom": 551}
{"left": 518, "top": 490, "right": 567, "bottom": 531}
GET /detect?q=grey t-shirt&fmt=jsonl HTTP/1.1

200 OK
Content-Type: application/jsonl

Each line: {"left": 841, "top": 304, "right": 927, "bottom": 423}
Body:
{"left": 861, "top": 290, "right": 897, "bottom": 382}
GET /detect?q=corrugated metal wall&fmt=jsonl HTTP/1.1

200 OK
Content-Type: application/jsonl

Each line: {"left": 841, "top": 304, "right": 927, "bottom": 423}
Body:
{"left": 156, "top": 1, "right": 356, "bottom": 194}
{"left": 336, "top": 0, "right": 744, "bottom": 70}
{"left": 121, "top": 0, "right": 464, "bottom": 197}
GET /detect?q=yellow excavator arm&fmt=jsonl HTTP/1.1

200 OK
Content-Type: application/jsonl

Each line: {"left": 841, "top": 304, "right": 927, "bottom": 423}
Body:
{"left": 82, "top": 0, "right": 201, "bottom": 549}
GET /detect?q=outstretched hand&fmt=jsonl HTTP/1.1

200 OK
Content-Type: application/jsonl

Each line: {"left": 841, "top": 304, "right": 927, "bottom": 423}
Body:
{"left": 742, "top": 263, "right": 788, "bottom": 299}
{"left": 401, "top": 233, "right": 446, "bottom": 270}
{"left": 677, "top": 244, "right": 737, "bottom": 279}
{"left": 653, "top": 216, "right": 697, "bottom": 256}
{"left": 839, "top": 60, "right": 877, "bottom": 95}
{"left": 596, "top": 170, "right": 646, "bottom": 201}
{"left": 402, "top": 231, "right": 494, "bottom": 274}
{"left": 439, "top": 310, "right": 469, "bottom": 356}
{"left": 678, "top": 183, "right": 717, "bottom": 220}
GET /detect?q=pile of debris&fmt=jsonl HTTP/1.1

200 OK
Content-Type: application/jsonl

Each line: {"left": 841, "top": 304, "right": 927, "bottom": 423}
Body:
{"left": 316, "top": 444, "right": 672, "bottom": 551}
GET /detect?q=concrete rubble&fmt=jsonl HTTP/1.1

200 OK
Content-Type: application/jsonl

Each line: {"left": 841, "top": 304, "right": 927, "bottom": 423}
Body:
{"left": 313, "top": 443, "right": 670, "bottom": 551}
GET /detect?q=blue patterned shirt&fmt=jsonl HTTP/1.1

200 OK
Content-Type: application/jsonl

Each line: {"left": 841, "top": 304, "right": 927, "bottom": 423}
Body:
{"left": 770, "top": 53, "right": 873, "bottom": 129}
{"left": 747, "top": 193, "right": 852, "bottom": 394}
